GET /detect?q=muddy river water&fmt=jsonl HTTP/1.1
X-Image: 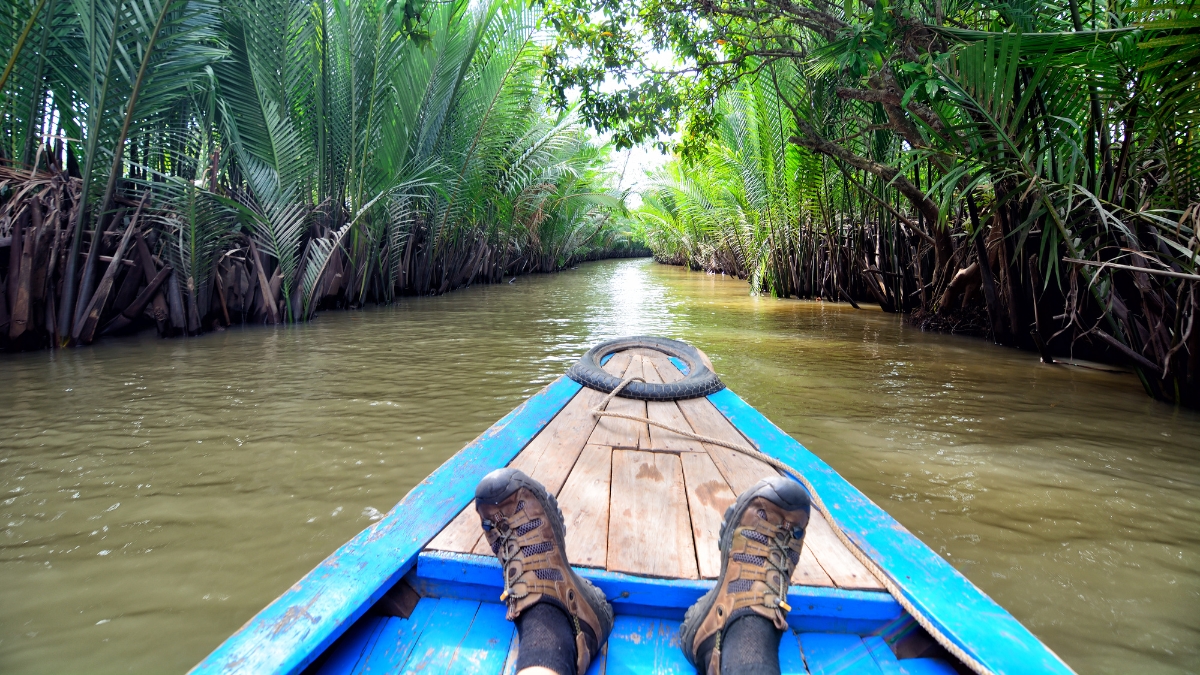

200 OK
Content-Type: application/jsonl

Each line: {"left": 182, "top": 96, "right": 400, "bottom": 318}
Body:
{"left": 2, "top": 258, "right": 1198, "bottom": 674}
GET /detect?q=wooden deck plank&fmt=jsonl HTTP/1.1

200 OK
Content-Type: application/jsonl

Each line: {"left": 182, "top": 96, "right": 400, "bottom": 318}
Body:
{"left": 642, "top": 350, "right": 685, "bottom": 383}
{"left": 793, "top": 545, "right": 837, "bottom": 588}
{"left": 508, "top": 387, "right": 605, "bottom": 491}
{"left": 607, "top": 448, "right": 699, "bottom": 579}
{"left": 559, "top": 443, "right": 615, "bottom": 568}
{"left": 641, "top": 356, "right": 706, "bottom": 453}
{"left": 678, "top": 452, "right": 736, "bottom": 579}
{"left": 396, "top": 598, "right": 481, "bottom": 674}
{"left": 357, "top": 597, "right": 439, "bottom": 675}
{"left": 511, "top": 352, "right": 633, "bottom": 492}
{"left": 432, "top": 353, "right": 636, "bottom": 557}
{"left": 588, "top": 356, "right": 650, "bottom": 449}
{"left": 621, "top": 350, "right": 847, "bottom": 589}
{"left": 799, "top": 633, "right": 883, "bottom": 675}
{"left": 675, "top": 396, "right": 780, "bottom": 495}
{"left": 604, "top": 616, "right": 692, "bottom": 675}
{"left": 806, "top": 511, "right": 885, "bottom": 591}
{"left": 468, "top": 354, "right": 640, "bottom": 559}
{"left": 426, "top": 504, "right": 485, "bottom": 555}
{"left": 444, "top": 601, "right": 514, "bottom": 674}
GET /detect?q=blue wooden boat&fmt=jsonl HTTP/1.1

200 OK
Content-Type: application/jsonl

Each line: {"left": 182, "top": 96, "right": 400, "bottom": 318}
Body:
{"left": 191, "top": 338, "right": 1076, "bottom": 675}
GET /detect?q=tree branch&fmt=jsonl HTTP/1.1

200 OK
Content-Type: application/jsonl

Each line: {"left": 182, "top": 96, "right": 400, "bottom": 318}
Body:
{"left": 790, "top": 118, "right": 940, "bottom": 225}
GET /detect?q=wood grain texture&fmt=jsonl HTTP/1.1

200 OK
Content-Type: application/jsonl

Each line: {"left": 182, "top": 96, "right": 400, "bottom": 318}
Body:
{"left": 394, "top": 598, "right": 480, "bottom": 674}
{"left": 426, "top": 504, "right": 484, "bottom": 554}
{"left": 643, "top": 350, "right": 685, "bottom": 383}
{"left": 508, "top": 387, "right": 605, "bottom": 489}
{"left": 678, "top": 452, "right": 736, "bottom": 579}
{"left": 559, "top": 444, "right": 614, "bottom": 568}
{"left": 607, "top": 449, "right": 698, "bottom": 579}
{"left": 588, "top": 356, "right": 649, "bottom": 449}
{"left": 804, "top": 510, "right": 884, "bottom": 591}
{"left": 676, "top": 396, "right": 779, "bottom": 494}
{"left": 428, "top": 354, "right": 633, "bottom": 556}
{"left": 641, "top": 356, "right": 705, "bottom": 453}
{"left": 793, "top": 545, "right": 836, "bottom": 588}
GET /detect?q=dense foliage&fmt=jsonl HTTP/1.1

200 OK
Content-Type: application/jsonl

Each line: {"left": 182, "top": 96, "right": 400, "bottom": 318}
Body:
{"left": 0, "top": 0, "right": 637, "bottom": 348}
{"left": 546, "top": 0, "right": 1200, "bottom": 405}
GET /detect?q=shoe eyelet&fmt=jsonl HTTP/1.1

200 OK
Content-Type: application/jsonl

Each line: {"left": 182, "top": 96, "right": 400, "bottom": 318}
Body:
{"left": 568, "top": 590, "right": 575, "bottom": 601}
{"left": 716, "top": 607, "right": 723, "bottom": 617}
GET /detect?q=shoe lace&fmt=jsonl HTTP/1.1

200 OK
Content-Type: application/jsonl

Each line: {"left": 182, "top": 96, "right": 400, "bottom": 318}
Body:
{"left": 491, "top": 521, "right": 525, "bottom": 603}
{"left": 763, "top": 523, "right": 799, "bottom": 613}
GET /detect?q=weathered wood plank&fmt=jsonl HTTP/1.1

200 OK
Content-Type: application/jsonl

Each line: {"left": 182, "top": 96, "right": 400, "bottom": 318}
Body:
{"left": 558, "top": 444, "right": 614, "bottom": 568}
{"left": 464, "top": 352, "right": 637, "bottom": 558}
{"left": 641, "top": 356, "right": 705, "bottom": 453}
{"left": 642, "top": 350, "right": 685, "bottom": 383}
{"left": 430, "top": 354, "right": 633, "bottom": 556}
{"left": 804, "top": 510, "right": 884, "bottom": 591}
{"left": 499, "top": 631, "right": 520, "bottom": 675}
{"left": 348, "top": 598, "right": 438, "bottom": 675}
{"left": 426, "top": 504, "right": 484, "bottom": 555}
{"left": 512, "top": 352, "right": 632, "bottom": 493}
{"left": 678, "top": 452, "right": 735, "bottom": 579}
{"left": 645, "top": 351, "right": 849, "bottom": 589}
{"left": 393, "top": 598, "right": 480, "bottom": 674}
{"left": 607, "top": 448, "right": 698, "bottom": 579}
{"left": 676, "top": 396, "right": 779, "bottom": 495}
{"left": 793, "top": 544, "right": 836, "bottom": 588}
{"left": 588, "top": 356, "right": 649, "bottom": 449}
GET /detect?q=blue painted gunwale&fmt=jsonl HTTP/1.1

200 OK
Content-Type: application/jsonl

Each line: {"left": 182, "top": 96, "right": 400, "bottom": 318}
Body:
{"left": 189, "top": 376, "right": 583, "bottom": 675}
{"left": 708, "top": 387, "right": 1075, "bottom": 675}
{"left": 410, "top": 550, "right": 902, "bottom": 634}
{"left": 194, "top": 361, "right": 1075, "bottom": 675}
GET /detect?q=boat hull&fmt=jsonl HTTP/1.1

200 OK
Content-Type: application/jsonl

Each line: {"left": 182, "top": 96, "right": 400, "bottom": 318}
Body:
{"left": 191, "top": 362, "right": 1074, "bottom": 675}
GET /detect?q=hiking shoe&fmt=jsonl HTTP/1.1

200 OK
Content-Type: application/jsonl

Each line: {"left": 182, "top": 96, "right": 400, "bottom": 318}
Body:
{"left": 678, "top": 475, "right": 811, "bottom": 675}
{"left": 476, "top": 468, "right": 614, "bottom": 675}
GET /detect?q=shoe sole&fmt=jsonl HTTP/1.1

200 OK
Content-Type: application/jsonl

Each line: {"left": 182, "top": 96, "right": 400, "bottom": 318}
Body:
{"left": 678, "top": 475, "right": 811, "bottom": 666}
{"left": 475, "top": 468, "right": 615, "bottom": 641}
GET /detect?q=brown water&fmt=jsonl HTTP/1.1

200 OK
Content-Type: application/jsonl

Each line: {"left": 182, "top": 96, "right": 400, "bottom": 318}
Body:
{"left": 1, "top": 258, "right": 1197, "bottom": 674}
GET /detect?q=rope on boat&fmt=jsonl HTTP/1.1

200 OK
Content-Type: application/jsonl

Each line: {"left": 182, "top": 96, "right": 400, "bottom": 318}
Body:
{"left": 591, "top": 375, "right": 994, "bottom": 675}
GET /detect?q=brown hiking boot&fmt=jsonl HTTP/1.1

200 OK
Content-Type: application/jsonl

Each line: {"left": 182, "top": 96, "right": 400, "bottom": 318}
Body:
{"left": 475, "top": 468, "right": 614, "bottom": 675}
{"left": 678, "top": 476, "right": 811, "bottom": 675}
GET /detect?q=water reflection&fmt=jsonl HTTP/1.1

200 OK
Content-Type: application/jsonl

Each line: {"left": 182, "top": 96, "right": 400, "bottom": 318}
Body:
{"left": 1, "top": 258, "right": 1198, "bottom": 674}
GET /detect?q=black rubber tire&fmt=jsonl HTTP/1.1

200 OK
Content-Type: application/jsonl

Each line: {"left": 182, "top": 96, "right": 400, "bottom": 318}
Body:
{"left": 565, "top": 336, "right": 725, "bottom": 401}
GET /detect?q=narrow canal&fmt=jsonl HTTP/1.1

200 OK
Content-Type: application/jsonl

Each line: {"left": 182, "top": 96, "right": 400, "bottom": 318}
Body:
{"left": 2, "top": 258, "right": 1197, "bottom": 674}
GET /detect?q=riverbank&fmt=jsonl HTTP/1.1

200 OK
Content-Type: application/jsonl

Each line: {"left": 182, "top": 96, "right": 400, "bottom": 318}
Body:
{"left": 0, "top": 176, "right": 649, "bottom": 352}
{"left": 2, "top": 258, "right": 1197, "bottom": 674}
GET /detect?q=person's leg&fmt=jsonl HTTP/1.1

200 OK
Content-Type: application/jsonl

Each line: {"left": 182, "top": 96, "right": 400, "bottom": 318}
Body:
{"left": 678, "top": 476, "right": 811, "bottom": 675}
{"left": 475, "top": 468, "right": 614, "bottom": 675}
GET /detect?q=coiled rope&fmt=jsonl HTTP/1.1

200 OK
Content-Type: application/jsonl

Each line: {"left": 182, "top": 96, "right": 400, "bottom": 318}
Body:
{"left": 591, "top": 374, "right": 992, "bottom": 675}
